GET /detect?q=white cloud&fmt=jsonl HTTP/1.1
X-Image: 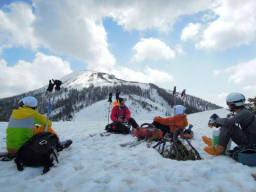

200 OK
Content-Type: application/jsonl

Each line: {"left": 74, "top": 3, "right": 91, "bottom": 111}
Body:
{"left": 110, "top": 66, "right": 173, "bottom": 85}
{"left": 212, "top": 92, "right": 228, "bottom": 107}
{"left": 213, "top": 58, "right": 256, "bottom": 85}
{"left": 181, "top": 23, "right": 201, "bottom": 41}
{"left": 212, "top": 58, "right": 256, "bottom": 104}
{"left": 0, "top": 2, "right": 38, "bottom": 54}
{"left": 0, "top": 53, "right": 72, "bottom": 98}
{"left": 33, "top": 0, "right": 116, "bottom": 70}
{"left": 107, "top": 0, "right": 213, "bottom": 32}
{"left": 175, "top": 44, "right": 185, "bottom": 55}
{"left": 0, "top": 0, "right": 214, "bottom": 69}
{"left": 227, "top": 58, "right": 256, "bottom": 84}
{"left": 196, "top": 0, "right": 256, "bottom": 50}
{"left": 243, "top": 85, "right": 256, "bottom": 99}
{"left": 132, "top": 38, "right": 175, "bottom": 62}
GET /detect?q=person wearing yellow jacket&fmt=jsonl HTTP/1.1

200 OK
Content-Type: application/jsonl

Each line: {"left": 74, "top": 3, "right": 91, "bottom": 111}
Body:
{"left": 6, "top": 96, "right": 71, "bottom": 155}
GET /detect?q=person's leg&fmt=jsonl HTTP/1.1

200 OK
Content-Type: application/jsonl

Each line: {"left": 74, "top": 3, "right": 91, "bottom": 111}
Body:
{"left": 218, "top": 125, "right": 248, "bottom": 147}
{"left": 128, "top": 118, "right": 139, "bottom": 128}
{"left": 204, "top": 124, "right": 248, "bottom": 156}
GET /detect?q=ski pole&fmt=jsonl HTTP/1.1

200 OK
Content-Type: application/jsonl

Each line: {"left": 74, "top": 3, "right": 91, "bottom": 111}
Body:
{"left": 181, "top": 89, "right": 186, "bottom": 107}
{"left": 172, "top": 86, "right": 176, "bottom": 116}
{"left": 44, "top": 79, "right": 62, "bottom": 132}
{"left": 116, "top": 88, "right": 120, "bottom": 101}
{"left": 45, "top": 80, "right": 54, "bottom": 132}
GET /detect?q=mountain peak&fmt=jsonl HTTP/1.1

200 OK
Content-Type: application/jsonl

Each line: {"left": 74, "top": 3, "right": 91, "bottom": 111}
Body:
{"left": 61, "top": 70, "right": 146, "bottom": 90}
{"left": 61, "top": 70, "right": 119, "bottom": 89}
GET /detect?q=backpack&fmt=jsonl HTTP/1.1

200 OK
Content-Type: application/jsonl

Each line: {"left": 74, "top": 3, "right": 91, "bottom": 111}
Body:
{"left": 132, "top": 123, "right": 163, "bottom": 141}
{"left": 15, "top": 132, "right": 60, "bottom": 174}
{"left": 228, "top": 145, "right": 256, "bottom": 166}
{"left": 105, "top": 122, "right": 131, "bottom": 134}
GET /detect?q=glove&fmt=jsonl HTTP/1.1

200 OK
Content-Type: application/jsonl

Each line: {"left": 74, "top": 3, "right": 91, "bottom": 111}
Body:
{"left": 210, "top": 113, "right": 219, "bottom": 120}
{"left": 208, "top": 114, "right": 219, "bottom": 128}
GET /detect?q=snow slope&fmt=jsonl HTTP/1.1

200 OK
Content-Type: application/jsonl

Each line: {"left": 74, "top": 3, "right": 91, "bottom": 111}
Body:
{"left": 0, "top": 102, "right": 256, "bottom": 192}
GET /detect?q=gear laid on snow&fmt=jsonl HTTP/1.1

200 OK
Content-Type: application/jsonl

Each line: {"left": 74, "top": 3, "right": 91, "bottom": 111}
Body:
{"left": 132, "top": 123, "right": 163, "bottom": 142}
{"left": 15, "top": 132, "right": 60, "bottom": 174}
{"left": 153, "top": 112, "right": 188, "bottom": 133}
{"left": 228, "top": 145, "right": 256, "bottom": 166}
{"left": 181, "top": 124, "right": 194, "bottom": 139}
{"left": 153, "top": 128, "right": 201, "bottom": 161}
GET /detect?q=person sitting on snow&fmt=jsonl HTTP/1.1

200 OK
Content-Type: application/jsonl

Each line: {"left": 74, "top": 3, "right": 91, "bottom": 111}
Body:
{"left": 6, "top": 96, "right": 72, "bottom": 155}
{"left": 106, "top": 97, "right": 139, "bottom": 134}
{"left": 153, "top": 105, "right": 188, "bottom": 136}
{"left": 202, "top": 92, "right": 256, "bottom": 156}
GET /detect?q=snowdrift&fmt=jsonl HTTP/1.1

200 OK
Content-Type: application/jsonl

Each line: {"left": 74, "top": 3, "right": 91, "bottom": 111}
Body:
{"left": 0, "top": 103, "right": 256, "bottom": 192}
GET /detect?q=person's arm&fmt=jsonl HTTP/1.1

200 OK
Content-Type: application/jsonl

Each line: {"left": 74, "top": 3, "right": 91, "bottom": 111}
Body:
{"left": 216, "top": 109, "right": 248, "bottom": 127}
{"left": 125, "top": 107, "right": 131, "bottom": 120}
{"left": 33, "top": 110, "right": 52, "bottom": 128}
{"left": 32, "top": 110, "right": 58, "bottom": 136}
{"left": 110, "top": 107, "right": 117, "bottom": 122}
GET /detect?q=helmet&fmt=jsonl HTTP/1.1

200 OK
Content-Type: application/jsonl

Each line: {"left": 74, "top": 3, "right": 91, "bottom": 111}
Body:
{"left": 19, "top": 96, "right": 38, "bottom": 108}
{"left": 174, "top": 105, "right": 186, "bottom": 115}
{"left": 226, "top": 93, "right": 245, "bottom": 107}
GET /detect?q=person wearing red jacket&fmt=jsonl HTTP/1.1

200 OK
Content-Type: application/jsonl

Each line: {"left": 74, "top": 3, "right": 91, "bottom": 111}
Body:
{"left": 108, "top": 98, "right": 139, "bottom": 133}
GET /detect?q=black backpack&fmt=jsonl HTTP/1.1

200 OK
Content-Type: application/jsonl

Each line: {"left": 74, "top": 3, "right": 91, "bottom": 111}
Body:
{"left": 105, "top": 122, "right": 131, "bottom": 134}
{"left": 15, "top": 132, "right": 60, "bottom": 174}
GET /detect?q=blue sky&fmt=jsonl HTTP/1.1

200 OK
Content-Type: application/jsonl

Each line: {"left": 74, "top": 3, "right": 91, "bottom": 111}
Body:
{"left": 1, "top": 0, "right": 256, "bottom": 106}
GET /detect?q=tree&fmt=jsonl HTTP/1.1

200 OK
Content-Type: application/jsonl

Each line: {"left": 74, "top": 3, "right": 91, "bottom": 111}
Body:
{"left": 246, "top": 97, "right": 256, "bottom": 115}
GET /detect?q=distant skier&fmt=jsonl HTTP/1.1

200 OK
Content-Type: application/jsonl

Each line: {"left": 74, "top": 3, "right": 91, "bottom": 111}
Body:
{"left": 6, "top": 96, "right": 72, "bottom": 155}
{"left": 106, "top": 97, "right": 139, "bottom": 134}
{"left": 153, "top": 105, "right": 188, "bottom": 135}
{"left": 202, "top": 93, "right": 256, "bottom": 156}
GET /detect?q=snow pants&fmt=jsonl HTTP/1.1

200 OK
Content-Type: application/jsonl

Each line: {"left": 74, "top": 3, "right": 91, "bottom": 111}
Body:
{"left": 218, "top": 125, "right": 249, "bottom": 147}
{"left": 128, "top": 118, "right": 139, "bottom": 129}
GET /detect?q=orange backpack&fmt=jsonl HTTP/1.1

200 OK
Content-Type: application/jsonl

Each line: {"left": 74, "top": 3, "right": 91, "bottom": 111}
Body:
{"left": 132, "top": 123, "right": 163, "bottom": 141}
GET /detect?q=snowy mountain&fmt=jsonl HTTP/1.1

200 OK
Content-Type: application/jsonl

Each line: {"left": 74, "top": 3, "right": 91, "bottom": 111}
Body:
{"left": 0, "top": 70, "right": 220, "bottom": 121}
{"left": 0, "top": 106, "right": 256, "bottom": 192}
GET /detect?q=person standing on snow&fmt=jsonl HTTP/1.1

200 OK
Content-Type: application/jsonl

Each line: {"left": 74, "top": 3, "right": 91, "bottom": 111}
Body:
{"left": 6, "top": 96, "right": 72, "bottom": 155}
{"left": 109, "top": 97, "right": 139, "bottom": 132}
{"left": 153, "top": 105, "right": 188, "bottom": 135}
{"left": 202, "top": 93, "right": 256, "bottom": 156}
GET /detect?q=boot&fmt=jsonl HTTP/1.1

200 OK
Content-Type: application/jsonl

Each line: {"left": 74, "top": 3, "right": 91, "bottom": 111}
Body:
{"left": 202, "top": 136, "right": 212, "bottom": 146}
{"left": 204, "top": 144, "right": 225, "bottom": 156}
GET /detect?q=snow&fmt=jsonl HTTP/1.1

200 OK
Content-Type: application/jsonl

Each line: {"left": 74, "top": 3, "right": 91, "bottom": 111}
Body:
{"left": 1, "top": 102, "right": 256, "bottom": 192}
{"left": 61, "top": 70, "right": 150, "bottom": 90}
